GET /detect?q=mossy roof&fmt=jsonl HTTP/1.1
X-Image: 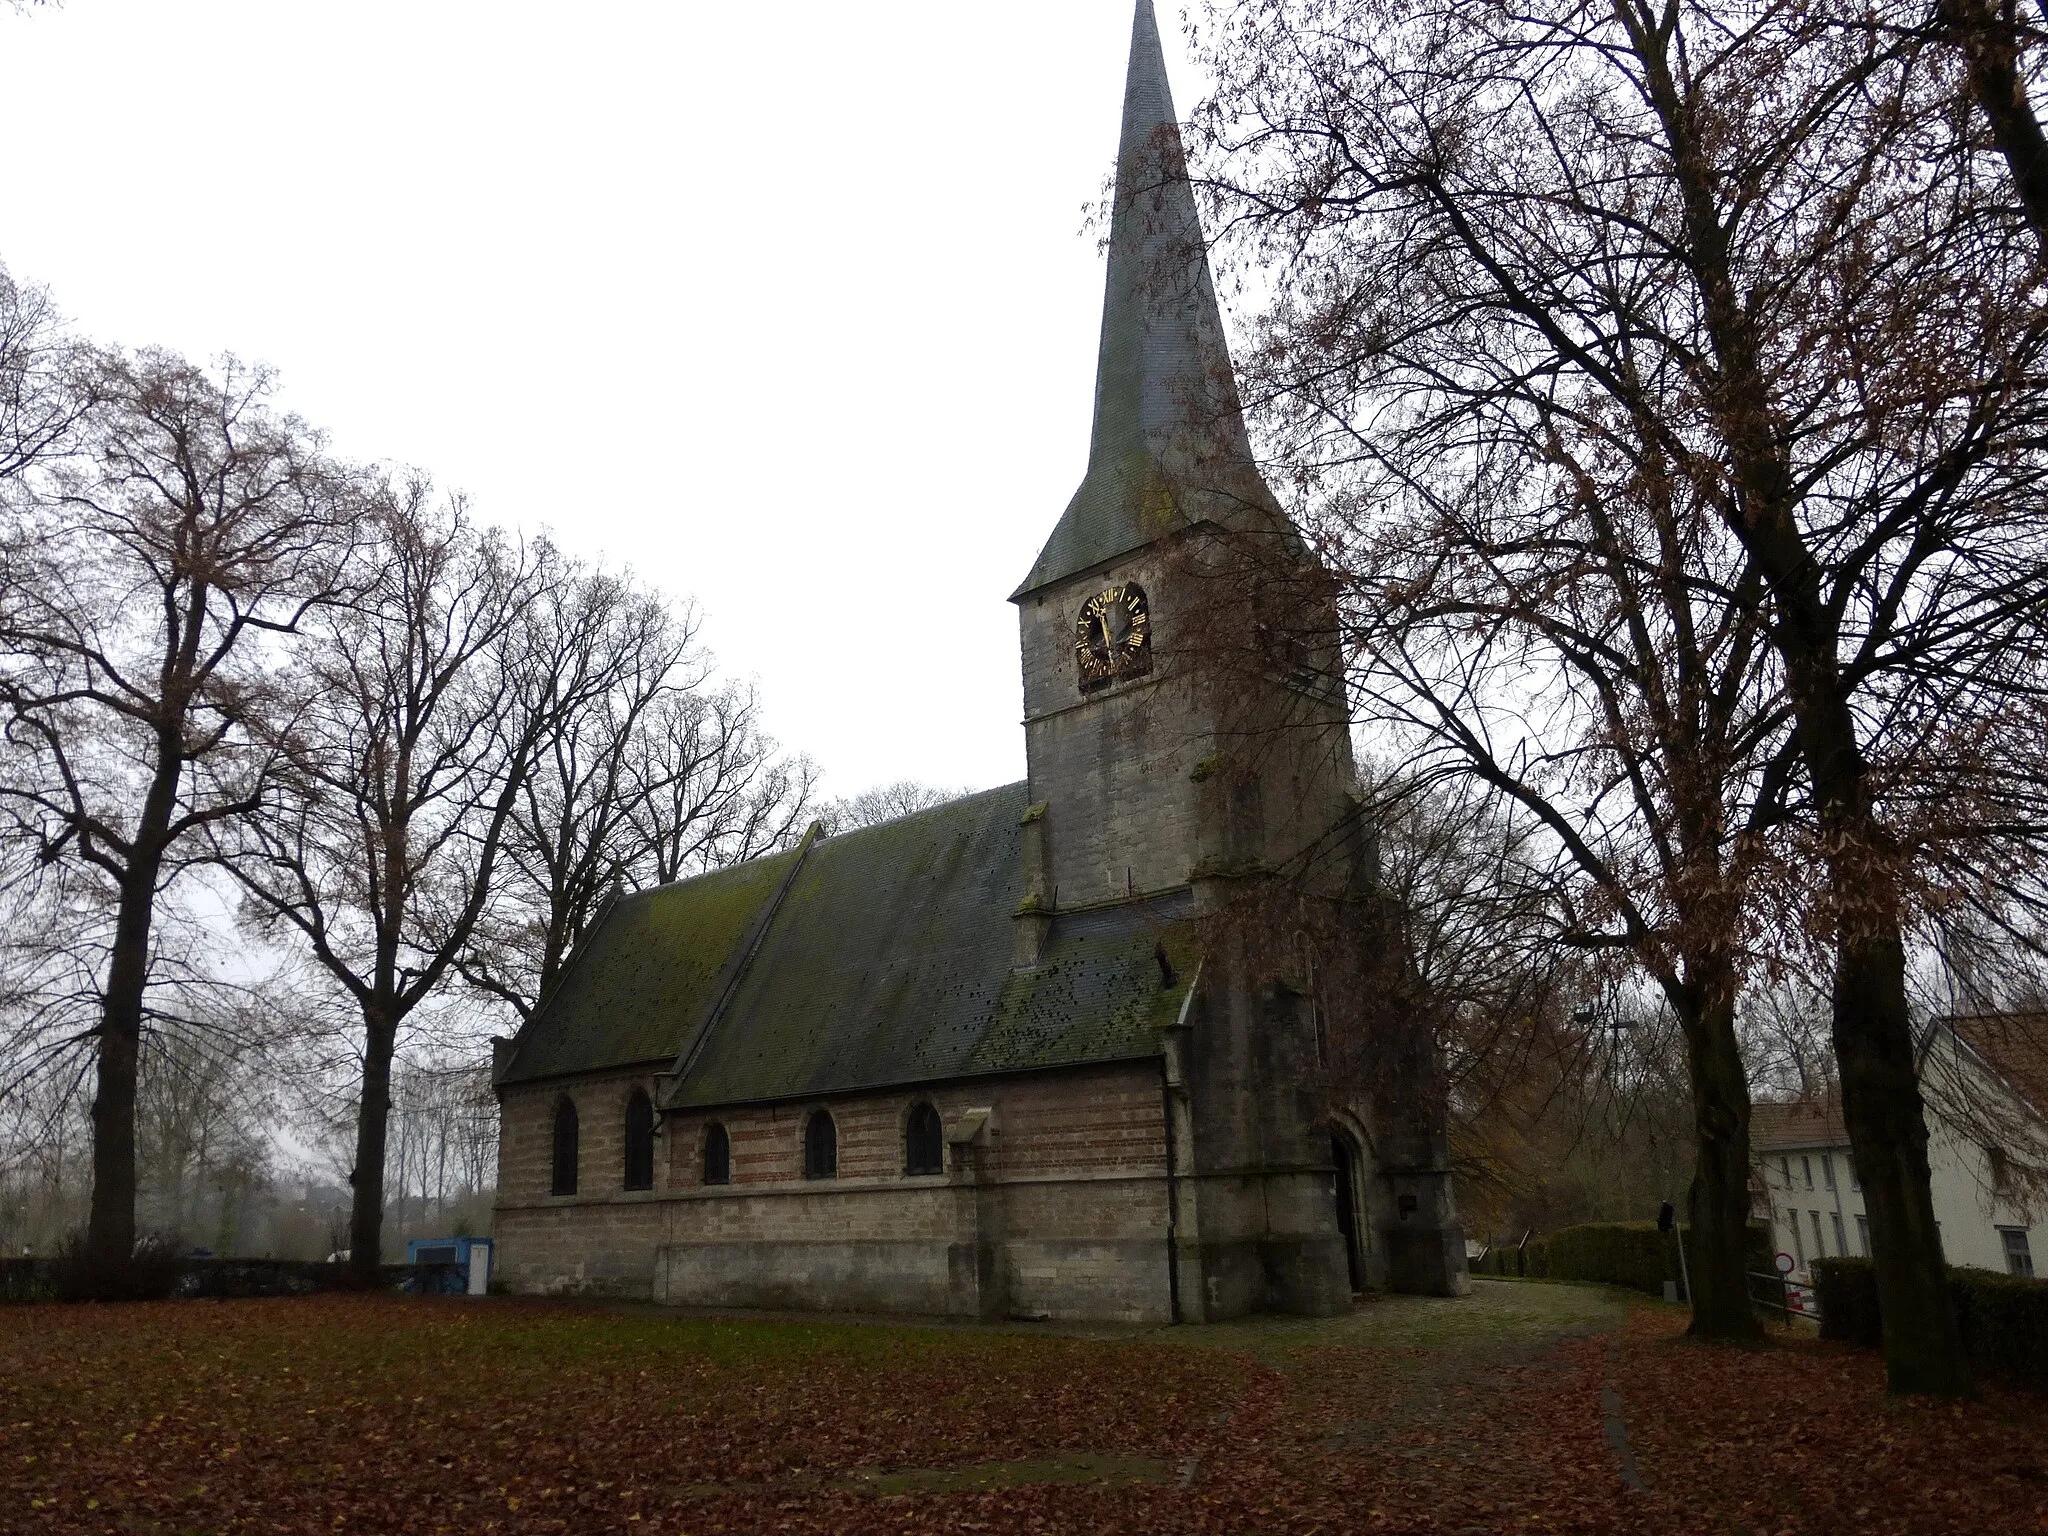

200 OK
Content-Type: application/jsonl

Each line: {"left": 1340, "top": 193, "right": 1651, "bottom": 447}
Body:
{"left": 495, "top": 850, "right": 801, "bottom": 1085}
{"left": 501, "top": 782, "right": 1198, "bottom": 1102}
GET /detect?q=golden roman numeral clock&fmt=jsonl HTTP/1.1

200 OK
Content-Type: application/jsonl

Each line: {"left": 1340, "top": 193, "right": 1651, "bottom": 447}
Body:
{"left": 1075, "top": 583, "right": 1152, "bottom": 692}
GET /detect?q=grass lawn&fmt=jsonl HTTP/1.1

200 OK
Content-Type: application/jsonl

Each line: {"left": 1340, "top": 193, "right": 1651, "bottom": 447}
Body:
{"left": 2, "top": 1279, "right": 2043, "bottom": 1533}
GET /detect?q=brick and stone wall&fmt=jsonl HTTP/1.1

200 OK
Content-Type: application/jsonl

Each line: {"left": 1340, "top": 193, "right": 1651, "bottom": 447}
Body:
{"left": 494, "top": 1059, "right": 1178, "bottom": 1321}
{"left": 494, "top": 1068, "right": 671, "bottom": 1297}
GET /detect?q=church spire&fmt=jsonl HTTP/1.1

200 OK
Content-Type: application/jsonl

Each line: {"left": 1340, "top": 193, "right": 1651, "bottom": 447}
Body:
{"left": 1014, "top": 0, "right": 1270, "bottom": 600}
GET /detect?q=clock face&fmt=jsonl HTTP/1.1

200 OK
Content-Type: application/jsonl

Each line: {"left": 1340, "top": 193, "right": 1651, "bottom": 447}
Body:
{"left": 1075, "top": 583, "right": 1151, "bottom": 691}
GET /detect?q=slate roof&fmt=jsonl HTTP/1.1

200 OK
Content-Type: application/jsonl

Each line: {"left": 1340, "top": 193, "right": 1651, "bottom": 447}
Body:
{"left": 501, "top": 783, "right": 1197, "bottom": 1105}
{"left": 495, "top": 849, "right": 803, "bottom": 1084}
{"left": 1014, "top": 0, "right": 1283, "bottom": 600}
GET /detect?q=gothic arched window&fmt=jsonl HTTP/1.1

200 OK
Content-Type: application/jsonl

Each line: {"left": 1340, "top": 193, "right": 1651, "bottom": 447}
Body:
{"left": 803, "top": 1110, "right": 837, "bottom": 1180}
{"left": 550, "top": 1097, "right": 579, "bottom": 1196}
{"left": 904, "top": 1101, "right": 944, "bottom": 1176}
{"left": 623, "top": 1089, "right": 654, "bottom": 1191}
{"left": 703, "top": 1122, "right": 731, "bottom": 1186}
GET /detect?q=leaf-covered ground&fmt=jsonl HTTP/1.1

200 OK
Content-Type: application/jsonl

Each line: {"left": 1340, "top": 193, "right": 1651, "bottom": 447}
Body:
{"left": 2, "top": 1280, "right": 2043, "bottom": 1533}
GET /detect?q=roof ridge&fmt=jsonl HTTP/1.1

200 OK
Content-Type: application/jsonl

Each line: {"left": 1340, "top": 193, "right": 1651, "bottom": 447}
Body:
{"left": 820, "top": 780, "right": 1027, "bottom": 842}
{"left": 659, "top": 820, "right": 826, "bottom": 1105}
{"left": 616, "top": 842, "right": 806, "bottom": 901}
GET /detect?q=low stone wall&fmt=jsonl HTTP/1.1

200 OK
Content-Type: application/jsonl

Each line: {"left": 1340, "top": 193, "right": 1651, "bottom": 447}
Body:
{"left": 493, "top": 1197, "right": 669, "bottom": 1298}
{"left": 0, "top": 1256, "right": 458, "bottom": 1303}
{"left": 659, "top": 1238, "right": 972, "bottom": 1315}
{"left": 1000, "top": 1236, "right": 1172, "bottom": 1322}
{"left": 0, "top": 1258, "right": 59, "bottom": 1302}
{"left": 172, "top": 1259, "right": 461, "bottom": 1298}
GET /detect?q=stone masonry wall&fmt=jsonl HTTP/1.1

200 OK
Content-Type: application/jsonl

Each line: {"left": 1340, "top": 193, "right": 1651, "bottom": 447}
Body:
{"left": 495, "top": 1067, "right": 672, "bottom": 1296}
{"left": 1018, "top": 551, "right": 1207, "bottom": 909}
{"left": 495, "top": 1060, "right": 1176, "bottom": 1319}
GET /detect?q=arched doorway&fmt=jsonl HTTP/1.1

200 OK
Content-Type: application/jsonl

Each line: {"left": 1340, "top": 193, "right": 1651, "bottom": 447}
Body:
{"left": 1331, "top": 1130, "right": 1365, "bottom": 1294}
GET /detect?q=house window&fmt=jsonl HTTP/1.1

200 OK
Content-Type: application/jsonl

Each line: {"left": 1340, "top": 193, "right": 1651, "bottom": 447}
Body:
{"left": 1822, "top": 1154, "right": 1836, "bottom": 1193}
{"left": 703, "top": 1122, "right": 731, "bottom": 1186}
{"left": 1831, "top": 1211, "right": 1846, "bottom": 1256}
{"left": 803, "top": 1110, "right": 838, "bottom": 1180}
{"left": 1989, "top": 1145, "right": 2012, "bottom": 1193}
{"left": 1791, "top": 1219, "right": 1805, "bottom": 1270}
{"left": 1849, "top": 1158, "right": 1860, "bottom": 1192}
{"left": 1809, "top": 1209, "right": 1828, "bottom": 1257}
{"left": 623, "top": 1089, "right": 655, "bottom": 1192}
{"left": 904, "top": 1101, "right": 944, "bottom": 1176}
{"left": 1802, "top": 1156, "right": 1814, "bottom": 1191}
{"left": 550, "top": 1097, "right": 579, "bottom": 1197}
{"left": 1856, "top": 1215, "right": 1871, "bottom": 1256}
{"left": 1779, "top": 1156, "right": 1791, "bottom": 1189}
{"left": 2003, "top": 1228, "right": 2035, "bottom": 1277}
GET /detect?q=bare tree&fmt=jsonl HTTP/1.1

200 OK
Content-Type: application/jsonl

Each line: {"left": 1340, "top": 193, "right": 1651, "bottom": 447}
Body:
{"left": 1194, "top": 0, "right": 2048, "bottom": 1391}
{"left": 630, "top": 685, "right": 817, "bottom": 883}
{"left": 1741, "top": 982, "right": 1837, "bottom": 1102}
{"left": 1346, "top": 770, "right": 1583, "bottom": 1229}
{"left": 461, "top": 604, "right": 815, "bottom": 1024}
{"left": 456, "top": 581, "right": 686, "bottom": 1022}
{"left": 223, "top": 481, "right": 642, "bottom": 1277}
{"left": 0, "top": 262, "right": 88, "bottom": 486}
{"left": 133, "top": 998, "right": 283, "bottom": 1248}
{"left": 383, "top": 1055, "right": 497, "bottom": 1247}
{"left": 0, "top": 350, "right": 351, "bottom": 1278}
{"left": 1320, "top": 453, "right": 1786, "bottom": 1333}
{"left": 0, "top": 1062, "right": 89, "bottom": 1257}
{"left": 1165, "top": 229, "right": 1795, "bottom": 1333}
{"left": 0, "top": 851, "right": 103, "bottom": 1113}
{"left": 816, "top": 779, "right": 964, "bottom": 835}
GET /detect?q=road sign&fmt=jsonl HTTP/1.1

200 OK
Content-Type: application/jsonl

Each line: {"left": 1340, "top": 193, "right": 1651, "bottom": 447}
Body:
{"left": 1774, "top": 1251, "right": 1796, "bottom": 1276}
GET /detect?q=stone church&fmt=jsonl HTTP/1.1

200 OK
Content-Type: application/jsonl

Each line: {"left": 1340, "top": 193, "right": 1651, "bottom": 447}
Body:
{"left": 491, "top": 0, "right": 1467, "bottom": 1322}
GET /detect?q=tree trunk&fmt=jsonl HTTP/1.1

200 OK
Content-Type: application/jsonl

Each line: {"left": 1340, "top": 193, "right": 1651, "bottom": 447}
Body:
{"left": 1641, "top": 34, "right": 1970, "bottom": 1380}
{"left": 1939, "top": 0, "right": 2048, "bottom": 260}
{"left": 84, "top": 836, "right": 172, "bottom": 1280}
{"left": 83, "top": 920, "right": 143, "bottom": 1274}
{"left": 1834, "top": 923, "right": 1969, "bottom": 1393}
{"left": 1680, "top": 979, "right": 1763, "bottom": 1340}
{"left": 348, "top": 1010, "right": 398, "bottom": 1284}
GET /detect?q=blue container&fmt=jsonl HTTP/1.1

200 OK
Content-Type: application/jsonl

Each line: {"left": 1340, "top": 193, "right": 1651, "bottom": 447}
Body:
{"left": 405, "top": 1236, "right": 494, "bottom": 1295}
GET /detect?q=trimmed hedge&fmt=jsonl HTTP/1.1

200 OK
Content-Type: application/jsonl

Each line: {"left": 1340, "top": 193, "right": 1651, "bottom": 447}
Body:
{"left": 1475, "top": 1242, "right": 1524, "bottom": 1278}
{"left": 1814, "top": 1255, "right": 2048, "bottom": 1389}
{"left": 1812, "top": 1257, "right": 1883, "bottom": 1346}
{"left": 1477, "top": 1221, "right": 1772, "bottom": 1296}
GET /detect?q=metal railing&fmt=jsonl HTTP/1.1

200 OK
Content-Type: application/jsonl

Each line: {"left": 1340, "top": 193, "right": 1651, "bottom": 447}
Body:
{"left": 1747, "top": 1269, "right": 1820, "bottom": 1321}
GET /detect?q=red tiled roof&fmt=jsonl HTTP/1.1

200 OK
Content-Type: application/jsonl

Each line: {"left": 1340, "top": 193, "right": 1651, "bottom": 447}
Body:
{"left": 1947, "top": 1011, "right": 2048, "bottom": 1117}
{"left": 1750, "top": 1097, "right": 1849, "bottom": 1151}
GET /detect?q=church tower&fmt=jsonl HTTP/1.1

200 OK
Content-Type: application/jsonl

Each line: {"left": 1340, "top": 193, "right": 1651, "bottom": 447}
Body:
{"left": 1008, "top": 1, "right": 1468, "bottom": 1319}
{"left": 1012, "top": 0, "right": 1353, "bottom": 910}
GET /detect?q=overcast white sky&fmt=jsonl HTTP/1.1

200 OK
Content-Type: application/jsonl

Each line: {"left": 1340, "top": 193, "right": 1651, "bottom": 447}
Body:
{"left": 0, "top": 0, "right": 1213, "bottom": 799}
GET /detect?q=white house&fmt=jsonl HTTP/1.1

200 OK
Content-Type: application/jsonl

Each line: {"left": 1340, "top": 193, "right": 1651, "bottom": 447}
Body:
{"left": 1752, "top": 1013, "right": 2048, "bottom": 1282}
